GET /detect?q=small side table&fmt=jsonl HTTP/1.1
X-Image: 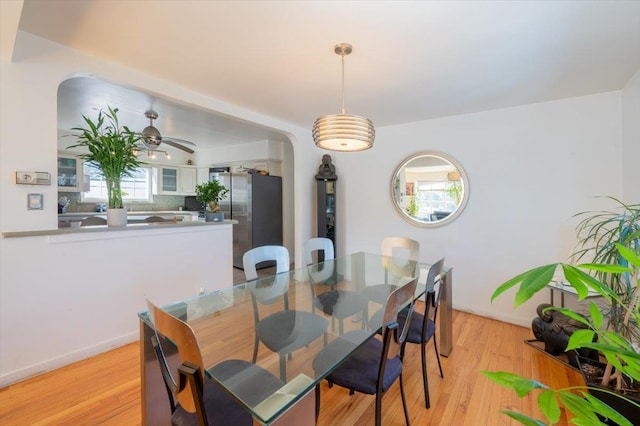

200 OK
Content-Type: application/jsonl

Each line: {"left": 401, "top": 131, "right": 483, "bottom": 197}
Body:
{"left": 547, "top": 280, "right": 600, "bottom": 307}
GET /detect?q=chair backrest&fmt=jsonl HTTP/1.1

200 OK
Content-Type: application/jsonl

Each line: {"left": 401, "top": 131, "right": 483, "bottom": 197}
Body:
{"left": 146, "top": 299, "right": 203, "bottom": 415}
{"left": 242, "top": 245, "right": 290, "bottom": 281}
{"left": 144, "top": 215, "right": 171, "bottom": 223}
{"left": 303, "top": 237, "right": 335, "bottom": 265}
{"left": 381, "top": 237, "right": 420, "bottom": 261}
{"left": 81, "top": 216, "right": 107, "bottom": 226}
{"left": 382, "top": 237, "right": 420, "bottom": 283}
{"left": 381, "top": 278, "right": 418, "bottom": 360}
{"left": 421, "top": 258, "right": 445, "bottom": 336}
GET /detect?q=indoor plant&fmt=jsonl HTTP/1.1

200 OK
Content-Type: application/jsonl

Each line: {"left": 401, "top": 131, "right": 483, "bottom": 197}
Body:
{"left": 67, "top": 106, "right": 143, "bottom": 226}
{"left": 484, "top": 199, "right": 640, "bottom": 425}
{"left": 195, "top": 179, "right": 229, "bottom": 222}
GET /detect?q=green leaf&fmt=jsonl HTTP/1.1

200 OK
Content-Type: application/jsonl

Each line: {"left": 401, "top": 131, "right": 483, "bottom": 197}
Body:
{"left": 566, "top": 329, "right": 596, "bottom": 351}
{"left": 557, "top": 392, "right": 601, "bottom": 424}
{"left": 589, "top": 302, "right": 603, "bottom": 329}
{"left": 537, "top": 390, "right": 560, "bottom": 424}
{"left": 583, "top": 393, "right": 634, "bottom": 426}
{"left": 481, "top": 371, "right": 547, "bottom": 397}
{"left": 501, "top": 411, "right": 546, "bottom": 426}
{"left": 514, "top": 265, "right": 557, "bottom": 307}
{"left": 616, "top": 243, "right": 640, "bottom": 268}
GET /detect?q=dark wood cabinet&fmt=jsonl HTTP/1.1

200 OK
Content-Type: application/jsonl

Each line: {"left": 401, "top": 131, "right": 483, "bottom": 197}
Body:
{"left": 316, "top": 180, "right": 336, "bottom": 260}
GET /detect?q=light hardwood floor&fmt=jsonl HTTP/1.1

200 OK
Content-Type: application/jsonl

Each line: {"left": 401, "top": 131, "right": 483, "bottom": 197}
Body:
{"left": 0, "top": 305, "right": 584, "bottom": 425}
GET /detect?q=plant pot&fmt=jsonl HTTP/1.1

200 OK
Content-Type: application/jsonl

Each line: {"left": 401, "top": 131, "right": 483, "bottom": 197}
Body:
{"left": 107, "top": 208, "right": 127, "bottom": 227}
{"left": 205, "top": 212, "right": 224, "bottom": 222}
{"left": 577, "top": 356, "right": 640, "bottom": 425}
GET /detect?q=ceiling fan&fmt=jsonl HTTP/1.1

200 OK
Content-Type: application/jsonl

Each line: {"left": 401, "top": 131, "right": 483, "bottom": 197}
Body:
{"left": 138, "top": 110, "right": 196, "bottom": 157}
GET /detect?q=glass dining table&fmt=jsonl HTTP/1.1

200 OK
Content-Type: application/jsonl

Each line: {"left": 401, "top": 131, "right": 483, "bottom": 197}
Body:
{"left": 139, "top": 252, "right": 453, "bottom": 425}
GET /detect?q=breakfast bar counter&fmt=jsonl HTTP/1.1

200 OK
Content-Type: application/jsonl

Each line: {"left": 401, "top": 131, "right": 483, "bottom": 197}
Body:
{"left": 1, "top": 219, "right": 236, "bottom": 238}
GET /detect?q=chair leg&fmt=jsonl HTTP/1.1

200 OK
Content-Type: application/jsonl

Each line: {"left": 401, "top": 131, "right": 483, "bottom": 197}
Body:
{"left": 315, "top": 383, "right": 321, "bottom": 421}
{"left": 421, "top": 341, "right": 431, "bottom": 409}
{"left": 433, "top": 333, "right": 444, "bottom": 378}
{"left": 278, "top": 354, "right": 288, "bottom": 382}
{"left": 399, "top": 373, "right": 411, "bottom": 426}
{"left": 375, "top": 391, "right": 382, "bottom": 426}
{"left": 252, "top": 335, "right": 259, "bottom": 363}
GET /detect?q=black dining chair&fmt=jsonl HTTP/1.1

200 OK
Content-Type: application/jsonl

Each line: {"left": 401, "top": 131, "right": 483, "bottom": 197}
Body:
{"left": 305, "top": 238, "right": 368, "bottom": 335}
{"left": 312, "top": 278, "right": 418, "bottom": 426}
{"left": 146, "top": 300, "right": 284, "bottom": 425}
{"left": 398, "top": 257, "right": 445, "bottom": 409}
{"left": 243, "top": 245, "right": 329, "bottom": 382}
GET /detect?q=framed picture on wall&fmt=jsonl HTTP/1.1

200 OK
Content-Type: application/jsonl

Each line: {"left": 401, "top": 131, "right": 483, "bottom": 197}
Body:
{"left": 27, "top": 193, "right": 43, "bottom": 210}
{"left": 405, "top": 182, "right": 414, "bottom": 196}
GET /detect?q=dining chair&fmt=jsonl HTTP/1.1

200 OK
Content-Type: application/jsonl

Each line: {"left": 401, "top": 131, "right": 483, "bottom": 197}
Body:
{"left": 312, "top": 278, "right": 418, "bottom": 426}
{"left": 80, "top": 216, "right": 107, "bottom": 226}
{"left": 144, "top": 215, "right": 172, "bottom": 223}
{"left": 398, "top": 257, "right": 445, "bottom": 409}
{"left": 365, "top": 237, "right": 420, "bottom": 306}
{"left": 304, "top": 238, "right": 368, "bottom": 334}
{"left": 146, "top": 299, "right": 284, "bottom": 425}
{"left": 243, "top": 245, "right": 329, "bottom": 382}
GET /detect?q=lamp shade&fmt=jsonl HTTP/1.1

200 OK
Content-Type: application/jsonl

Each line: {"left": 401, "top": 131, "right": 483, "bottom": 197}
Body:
{"left": 312, "top": 114, "right": 375, "bottom": 152}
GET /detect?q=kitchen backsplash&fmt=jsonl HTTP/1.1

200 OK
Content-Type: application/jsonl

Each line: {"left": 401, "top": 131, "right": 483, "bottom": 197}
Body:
{"left": 59, "top": 193, "right": 188, "bottom": 213}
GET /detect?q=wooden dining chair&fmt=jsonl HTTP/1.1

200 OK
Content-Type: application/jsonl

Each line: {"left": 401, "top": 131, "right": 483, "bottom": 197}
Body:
{"left": 305, "top": 238, "right": 368, "bottom": 334}
{"left": 398, "top": 257, "right": 445, "bottom": 409}
{"left": 312, "top": 278, "right": 418, "bottom": 426}
{"left": 146, "top": 300, "right": 284, "bottom": 425}
{"left": 365, "top": 237, "right": 420, "bottom": 306}
{"left": 243, "top": 245, "right": 329, "bottom": 382}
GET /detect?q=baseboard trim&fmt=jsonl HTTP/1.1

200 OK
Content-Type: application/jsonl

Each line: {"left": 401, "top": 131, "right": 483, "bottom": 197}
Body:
{"left": 0, "top": 331, "right": 138, "bottom": 387}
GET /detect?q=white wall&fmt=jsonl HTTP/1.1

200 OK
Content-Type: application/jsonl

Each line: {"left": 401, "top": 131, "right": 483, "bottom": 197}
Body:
{"left": 621, "top": 69, "right": 640, "bottom": 202}
{"left": 336, "top": 92, "right": 623, "bottom": 327}
{"left": 0, "top": 32, "right": 318, "bottom": 384}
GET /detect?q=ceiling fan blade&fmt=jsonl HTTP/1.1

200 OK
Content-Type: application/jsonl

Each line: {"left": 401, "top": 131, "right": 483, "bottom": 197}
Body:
{"left": 162, "top": 140, "right": 195, "bottom": 154}
{"left": 162, "top": 136, "right": 197, "bottom": 146}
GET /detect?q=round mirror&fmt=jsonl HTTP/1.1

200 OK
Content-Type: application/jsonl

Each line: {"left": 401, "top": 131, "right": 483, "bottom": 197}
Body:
{"left": 391, "top": 151, "right": 469, "bottom": 227}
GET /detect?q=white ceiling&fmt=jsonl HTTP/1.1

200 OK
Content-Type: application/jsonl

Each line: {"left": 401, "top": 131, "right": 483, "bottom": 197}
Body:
{"left": 17, "top": 0, "right": 640, "bottom": 149}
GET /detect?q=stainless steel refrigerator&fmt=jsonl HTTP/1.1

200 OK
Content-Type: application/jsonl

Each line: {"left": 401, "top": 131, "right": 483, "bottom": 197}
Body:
{"left": 215, "top": 173, "right": 283, "bottom": 269}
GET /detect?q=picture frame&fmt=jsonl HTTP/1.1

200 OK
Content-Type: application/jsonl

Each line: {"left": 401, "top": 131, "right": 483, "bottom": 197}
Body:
{"left": 405, "top": 182, "right": 415, "bottom": 196}
{"left": 27, "top": 193, "right": 43, "bottom": 210}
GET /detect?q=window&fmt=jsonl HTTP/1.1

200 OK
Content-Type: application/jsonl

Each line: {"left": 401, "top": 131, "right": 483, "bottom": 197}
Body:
{"left": 415, "top": 181, "right": 458, "bottom": 218}
{"left": 82, "top": 165, "right": 152, "bottom": 202}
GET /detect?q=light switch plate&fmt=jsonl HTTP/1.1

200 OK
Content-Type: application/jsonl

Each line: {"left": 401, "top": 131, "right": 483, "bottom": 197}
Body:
{"left": 16, "top": 171, "right": 37, "bottom": 184}
{"left": 15, "top": 171, "right": 51, "bottom": 185}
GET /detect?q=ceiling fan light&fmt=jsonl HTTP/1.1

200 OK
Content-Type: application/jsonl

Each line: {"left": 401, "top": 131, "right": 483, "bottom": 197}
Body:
{"left": 142, "top": 125, "right": 161, "bottom": 139}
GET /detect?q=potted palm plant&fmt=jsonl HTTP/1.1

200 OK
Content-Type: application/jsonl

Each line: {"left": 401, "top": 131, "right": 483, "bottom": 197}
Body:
{"left": 195, "top": 179, "right": 229, "bottom": 222}
{"left": 67, "top": 106, "right": 143, "bottom": 227}
{"left": 484, "top": 199, "right": 640, "bottom": 425}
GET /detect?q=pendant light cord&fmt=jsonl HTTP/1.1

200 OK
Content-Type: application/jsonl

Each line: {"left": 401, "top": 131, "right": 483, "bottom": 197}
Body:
{"left": 341, "top": 54, "right": 346, "bottom": 114}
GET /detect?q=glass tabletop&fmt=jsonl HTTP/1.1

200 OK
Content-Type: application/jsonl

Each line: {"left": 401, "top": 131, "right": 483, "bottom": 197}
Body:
{"left": 140, "top": 251, "right": 422, "bottom": 424}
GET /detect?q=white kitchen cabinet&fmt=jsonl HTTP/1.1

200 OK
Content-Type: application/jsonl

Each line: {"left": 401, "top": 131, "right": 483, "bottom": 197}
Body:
{"left": 157, "top": 166, "right": 178, "bottom": 194}
{"left": 155, "top": 166, "right": 197, "bottom": 195}
{"left": 180, "top": 167, "right": 196, "bottom": 194}
{"left": 196, "top": 167, "right": 210, "bottom": 185}
{"left": 57, "top": 153, "right": 88, "bottom": 192}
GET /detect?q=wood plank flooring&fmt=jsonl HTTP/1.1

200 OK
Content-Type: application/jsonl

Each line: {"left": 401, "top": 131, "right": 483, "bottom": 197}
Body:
{"left": 0, "top": 266, "right": 585, "bottom": 425}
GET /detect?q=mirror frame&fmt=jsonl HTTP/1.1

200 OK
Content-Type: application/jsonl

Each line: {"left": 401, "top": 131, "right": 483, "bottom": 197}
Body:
{"left": 390, "top": 151, "right": 470, "bottom": 228}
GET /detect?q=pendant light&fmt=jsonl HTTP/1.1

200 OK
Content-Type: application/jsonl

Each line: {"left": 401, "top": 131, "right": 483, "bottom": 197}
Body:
{"left": 312, "top": 43, "right": 375, "bottom": 152}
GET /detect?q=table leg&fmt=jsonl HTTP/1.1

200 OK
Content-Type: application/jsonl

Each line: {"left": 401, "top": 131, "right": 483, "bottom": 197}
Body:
{"left": 439, "top": 268, "right": 453, "bottom": 357}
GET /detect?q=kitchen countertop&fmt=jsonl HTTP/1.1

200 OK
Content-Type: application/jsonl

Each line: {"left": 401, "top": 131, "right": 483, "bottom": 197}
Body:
{"left": 58, "top": 210, "right": 201, "bottom": 217}
{"left": 1, "top": 219, "right": 236, "bottom": 238}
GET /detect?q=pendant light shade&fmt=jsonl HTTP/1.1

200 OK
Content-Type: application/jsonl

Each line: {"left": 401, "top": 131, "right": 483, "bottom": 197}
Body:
{"left": 313, "top": 43, "right": 375, "bottom": 151}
